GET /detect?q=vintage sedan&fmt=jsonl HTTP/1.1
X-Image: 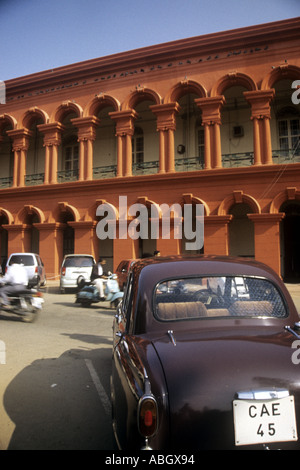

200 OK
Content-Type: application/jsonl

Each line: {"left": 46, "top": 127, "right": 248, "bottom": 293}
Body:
{"left": 111, "top": 255, "right": 300, "bottom": 450}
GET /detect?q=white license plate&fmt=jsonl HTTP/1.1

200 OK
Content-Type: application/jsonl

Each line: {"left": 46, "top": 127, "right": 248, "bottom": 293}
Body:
{"left": 233, "top": 396, "right": 298, "bottom": 446}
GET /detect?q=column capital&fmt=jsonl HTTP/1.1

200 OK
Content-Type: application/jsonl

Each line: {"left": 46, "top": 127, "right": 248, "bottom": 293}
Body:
{"left": 195, "top": 96, "right": 225, "bottom": 125}
{"left": 244, "top": 89, "right": 275, "bottom": 119}
{"left": 150, "top": 103, "right": 180, "bottom": 131}
{"left": 109, "top": 109, "right": 138, "bottom": 136}
{"left": 37, "top": 122, "right": 65, "bottom": 146}
{"left": 6, "top": 128, "right": 32, "bottom": 151}
{"left": 71, "top": 116, "right": 100, "bottom": 141}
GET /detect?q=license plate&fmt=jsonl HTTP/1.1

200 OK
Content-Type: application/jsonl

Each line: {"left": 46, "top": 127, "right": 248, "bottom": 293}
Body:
{"left": 233, "top": 396, "right": 298, "bottom": 446}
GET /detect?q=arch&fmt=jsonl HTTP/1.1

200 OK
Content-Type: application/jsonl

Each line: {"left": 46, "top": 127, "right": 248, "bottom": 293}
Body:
{"left": 261, "top": 65, "right": 300, "bottom": 90}
{"left": 0, "top": 113, "right": 17, "bottom": 132}
{"left": 95, "top": 199, "right": 119, "bottom": 220}
{"left": 53, "top": 101, "right": 83, "bottom": 123}
{"left": 165, "top": 79, "right": 207, "bottom": 103}
{"left": 0, "top": 208, "right": 14, "bottom": 225}
{"left": 182, "top": 193, "right": 210, "bottom": 216}
{"left": 57, "top": 201, "right": 80, "bottom": 222}
{"left": 85, "top": 94, "right": 120, "bottom": 117}
{"left": 270, "top": 187, "right": 300, "bottom": 214}
{"left": 122, "top": 87, "right": 161, "bottom": 110}
{"left": 218, "top": 190, "right": 261, "bottom": 215}
{"left": 21, "top": 107, "right": 49, "bottom": 129}
{"left": 211, "top": 72, "right": 257, "bottom": 97}
{"left": 16, "top": 205, "right": 46, "bottom": 224}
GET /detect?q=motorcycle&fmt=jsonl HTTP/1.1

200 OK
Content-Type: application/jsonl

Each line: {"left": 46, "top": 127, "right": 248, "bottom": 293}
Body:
{"left": 76, "top": 273, "right": 123, "bottom": 308}
{"left": 1, "top": 287, "right": 44, "bottom": 322}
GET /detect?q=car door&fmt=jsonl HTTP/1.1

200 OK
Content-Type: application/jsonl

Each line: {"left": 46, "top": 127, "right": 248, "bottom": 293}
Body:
{"left": 111, "top": 273, "right": 140, "bottom": 448}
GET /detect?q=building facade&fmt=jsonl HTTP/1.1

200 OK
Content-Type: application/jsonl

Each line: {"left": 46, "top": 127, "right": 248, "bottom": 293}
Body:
{"left": 0, "top": 17, "right": 300, "bottom": 281}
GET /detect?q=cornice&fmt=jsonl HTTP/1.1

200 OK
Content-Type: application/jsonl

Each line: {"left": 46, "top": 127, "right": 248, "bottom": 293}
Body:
{"left": 0, "top": 162, "right": 299, "bottom": 199}
{"left": 4, "top": 17, "right": 300, "bottom": 97}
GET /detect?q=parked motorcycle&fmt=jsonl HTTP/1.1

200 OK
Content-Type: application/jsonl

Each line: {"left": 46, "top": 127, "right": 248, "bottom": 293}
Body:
{"left": 76, "top": 274, "right": 123, "bottom": 308}
{"left": 1, "top": 288, "right": 44, "bottom": 322}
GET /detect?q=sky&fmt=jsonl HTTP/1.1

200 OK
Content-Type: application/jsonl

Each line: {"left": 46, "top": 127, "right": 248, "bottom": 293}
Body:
{"left": 0, "top": 0, "right": 299, "bottom": 81}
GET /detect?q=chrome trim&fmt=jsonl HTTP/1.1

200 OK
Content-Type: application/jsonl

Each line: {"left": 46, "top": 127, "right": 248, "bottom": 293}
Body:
{"left": 167, "top": 330, "right": 177, "bottom": 346}
{"left": 236, "top": 389, "right": 290, "bottom": 400}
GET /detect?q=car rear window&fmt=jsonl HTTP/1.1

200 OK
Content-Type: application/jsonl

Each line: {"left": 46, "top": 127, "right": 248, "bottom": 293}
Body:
{"left": 154, "top": 276, "right": 287, "bottom": 321}
{"left": 63, "top": 256, "right": 94, "bottom": 268}
{"left": 9, "top": 255, "right": 34, "bottom": 266}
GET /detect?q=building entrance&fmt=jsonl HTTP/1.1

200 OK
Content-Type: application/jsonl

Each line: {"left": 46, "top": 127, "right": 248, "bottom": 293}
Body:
{"left": 280, "top": 201, "right": 300, "bottom": 282}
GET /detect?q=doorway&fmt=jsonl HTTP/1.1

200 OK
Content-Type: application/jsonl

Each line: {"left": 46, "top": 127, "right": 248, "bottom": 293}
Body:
{"left": 280, "top": 201, "right": 300, "bottom": 282}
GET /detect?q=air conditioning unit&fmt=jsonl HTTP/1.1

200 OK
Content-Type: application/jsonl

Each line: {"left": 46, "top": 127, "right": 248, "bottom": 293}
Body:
{"left": 233, "top": 125, "right": 244, "bottom": 137}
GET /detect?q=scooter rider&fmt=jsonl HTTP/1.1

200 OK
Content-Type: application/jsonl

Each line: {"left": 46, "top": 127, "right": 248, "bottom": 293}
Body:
{"left": 0, "top": 263, "right": 29, "bottom": 308}
{"left": 91, "top": 258, "right": 107, "bottom": 300}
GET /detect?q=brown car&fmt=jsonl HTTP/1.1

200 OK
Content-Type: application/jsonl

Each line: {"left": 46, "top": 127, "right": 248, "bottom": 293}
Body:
{"left": 111, "top": 255, "right": 300, "bottom": 450}
{"left": 115, "top": 259, "right": 135, "bottom": 291}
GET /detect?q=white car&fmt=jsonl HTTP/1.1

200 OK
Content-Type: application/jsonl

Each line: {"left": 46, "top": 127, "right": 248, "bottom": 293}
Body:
{"left": 60, "top": 254, "right": 96, "bottom": 292}
{"left": 6, "top": 253, "right": 47, "bottom": 288}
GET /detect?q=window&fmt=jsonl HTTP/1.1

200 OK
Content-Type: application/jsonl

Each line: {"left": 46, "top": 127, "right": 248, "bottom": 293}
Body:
{"left": 64, "top": 142, "right": 79, "bottom": 172}
{"left": 278, "top": 118, "right": 300, "bottom": 155}
{"left": 154, "top": 276, "right": 287, "bottom": 321}
{"left": 132, "top": 127, "right": 144, "bottom": 164}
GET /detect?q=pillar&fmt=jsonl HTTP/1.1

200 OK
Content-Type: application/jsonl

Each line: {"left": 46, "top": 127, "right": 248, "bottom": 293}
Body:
{"left": 195, "top": 96, "right": 225, "bottom": 169}
{"left": 3, "top": 224, "right": 31, "bottom": 254}
{"left": 38, "top": 122, "right": 65, "bottom": 184}
{"left": 150, "top": 103, "right": 180, "bottom": 174}
{"left": 244, "top": 90, "right": 275, "bottom": 165}
{"left": 203, "top": 215, "right": 232, "bottom": 255}
{"left": 71, "top": 117, "right": 100, "bottom": 181}
{"left": 248, "top": 213, "right": 285, "bottom": 276}
{"left": 109, "top": 110, "right": 138, "bottom": 177}
{"left": 68, "top": 221, "right": 97, "bottom": 257}
{"left": 33, "top": 222, "right": 65, "bottom": 280}
{"left": 6, "top": 129, "right": 32, "bottom": 187}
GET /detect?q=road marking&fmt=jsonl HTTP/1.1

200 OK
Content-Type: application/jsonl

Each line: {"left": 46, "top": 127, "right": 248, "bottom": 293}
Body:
{"left": 84, "top": 359, "right": 111, "bottom": 416}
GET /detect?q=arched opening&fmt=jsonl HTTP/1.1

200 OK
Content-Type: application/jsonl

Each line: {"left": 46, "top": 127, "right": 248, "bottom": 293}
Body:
{"left": 93, "top": 104, "right": 116, "bottom": 178}
{"left": 221, "top": 86, "right": 253, "bottom": 167}
{"left": 176, "top": 93, "right": 204, "bottom": 171}
{"left": 24, "top": 211, "right": 40, "bottom": 253}
{"left": 132, "top": 100, "right": 159, "bottom": 175}
{"left": 229, "top": 203, "right": 254, "bottom": 257}
{"left": 271, "top": 79, "right": 300, "bottom": 163}
{"left": 280, "top": 201, "right": 300, "bottom": 282}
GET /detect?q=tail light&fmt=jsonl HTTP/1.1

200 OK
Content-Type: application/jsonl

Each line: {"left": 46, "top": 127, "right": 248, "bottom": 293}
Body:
{"left": 138, "top": 396, "right": 158, "bottom": 438}
{"left": 61, "top": 267, "right": 66, "bottom": 276}
{"left": 35, "top": 266, "right": 38, "bottom": 273}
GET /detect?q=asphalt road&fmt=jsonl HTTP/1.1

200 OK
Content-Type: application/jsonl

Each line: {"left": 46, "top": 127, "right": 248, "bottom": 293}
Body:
{"left": 0, "top": 285, "right": 114, "bottom": 450}
{"left": 0, "top": 282, "right": 299, "bottom": 451}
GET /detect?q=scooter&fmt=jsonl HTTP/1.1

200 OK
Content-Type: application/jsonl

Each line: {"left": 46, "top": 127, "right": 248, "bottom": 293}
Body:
{"left": 1, "top": 288, "right": 44, "bottom": 323}
{"left": 76, "top": 274, "right": 123, "bottom": 308}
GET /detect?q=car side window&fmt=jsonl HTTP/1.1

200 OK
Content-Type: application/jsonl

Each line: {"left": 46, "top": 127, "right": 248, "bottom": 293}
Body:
{"left": 121, "top": 273, "right": 134, "bottom": 328}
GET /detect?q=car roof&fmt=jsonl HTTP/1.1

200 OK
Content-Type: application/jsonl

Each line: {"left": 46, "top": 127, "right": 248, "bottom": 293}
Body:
{"left": 129, "top": 255, "right": 298, "bottom": 333}
{"left": 131, "top": 254, "right": 280, "bottom": 280}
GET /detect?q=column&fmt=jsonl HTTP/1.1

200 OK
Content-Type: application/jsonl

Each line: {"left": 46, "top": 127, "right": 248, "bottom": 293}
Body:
{"left": 248, "top": 213, "right": 285, "bottom": 276}
{"left": 3, "top": 224, "right": 31, "bottom": 253}
{"left": 244, "top": 90, "right": 275, "bottom": 165}
{"left": 195, "top": 96, "right": 225, "bottom": 169}
{"left": 203, "top": 215, "right": 232, "bottom": 255}
{"left": 68, "top": 221, "right": 97, "bottom": 256}
{"left": 150, "top": 103, "right": 180, "bottom": 174}
{"left": 109, "top": 110, "right": 138, "bottom": 177}
{"left": 71, "top": 117, "right": 100, "bottom": 181}
{"left": 38, "top": 122, "right": 65, "bottom": 184}
{"left": 33, "top": 222, "right": 65, "bottom": 280}
{"left": 7, "top": 129, "right": 32, "bottom": 187}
